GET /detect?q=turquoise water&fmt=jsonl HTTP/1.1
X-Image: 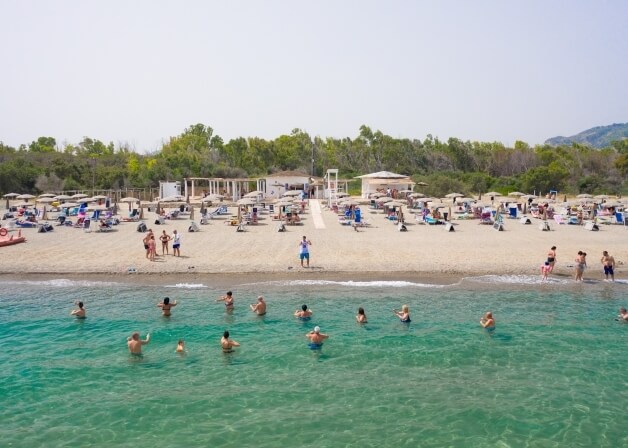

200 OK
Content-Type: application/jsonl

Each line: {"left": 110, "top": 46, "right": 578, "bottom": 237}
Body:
{"left": 1, "top": 276, "right": 627, "bottom": 448}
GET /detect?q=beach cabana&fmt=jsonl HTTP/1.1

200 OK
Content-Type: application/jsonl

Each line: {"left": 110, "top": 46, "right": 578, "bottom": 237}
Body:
{"left": 355, "top": 171, "right": 414, "bottom": 198}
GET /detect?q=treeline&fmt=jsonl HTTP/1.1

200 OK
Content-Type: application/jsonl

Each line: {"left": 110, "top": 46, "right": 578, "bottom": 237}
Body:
{"left": 1, "top": 124, "right": 627, "bottom": 199}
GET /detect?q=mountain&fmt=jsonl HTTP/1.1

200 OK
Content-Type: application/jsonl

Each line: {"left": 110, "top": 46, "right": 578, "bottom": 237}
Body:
{"left": 545, "top": 122, "right": 628, "bottom": 148}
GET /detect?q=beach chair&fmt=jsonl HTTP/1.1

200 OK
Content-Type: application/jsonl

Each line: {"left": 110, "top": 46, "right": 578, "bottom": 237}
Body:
{"left": 508, "top": 206, "right": 517, "bottom": 219}
{"left": 615, "top": 212, "right": 624, "bottom": 225}
{"left": 82, "top": 218, "right": 92, "bottom": 233}
{"left": 480, "top": 211, "right": 493, "bottom": 225}
{"left": 98, "top": 220, "right": 113, "bottom": 232}
{"left": 553, "top": 215, "right": 566, "bottom": 225}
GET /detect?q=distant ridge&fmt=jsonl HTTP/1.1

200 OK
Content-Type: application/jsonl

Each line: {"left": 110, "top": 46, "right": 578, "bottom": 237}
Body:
{"left": 545, "top": 122, "right": 628, "bottom": 148}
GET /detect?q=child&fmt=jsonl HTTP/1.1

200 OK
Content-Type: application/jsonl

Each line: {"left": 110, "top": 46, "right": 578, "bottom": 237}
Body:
{"left": 176, "top": 339, "right": 185, "bottom": 353}
{"left": 541, "top": 261, "right": 551, "bottom": 281}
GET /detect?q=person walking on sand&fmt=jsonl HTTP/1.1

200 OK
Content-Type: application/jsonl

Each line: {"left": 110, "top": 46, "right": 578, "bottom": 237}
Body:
{"left": 172, "top": 230, "right": 181, "bottom": 257}
{"left": 299, "top": 235, "right": 312, "bottom": 268}
{"left": 127, "top": 332, "right": 150, "bottom": 355}
{"left": 160, "top": 230, "right": 171, "bottom": 255}
{"left": 601, "top": 250, "right": 616, "bottom": 282}
{"left": 547, "top": 246, "right": 557, "bottom": 273}
{"left": 250, "top": 296, "right": 266, "bottom": 315}
{"left": 70, "top": 301, "right": 86, "bottom": 319}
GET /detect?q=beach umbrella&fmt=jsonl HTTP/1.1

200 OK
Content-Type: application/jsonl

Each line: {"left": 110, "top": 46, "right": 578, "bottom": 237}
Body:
{"left": 36, "top": 197, "right": 55, "bottom": 203}
{"left": 237, "top": 198, "right": 257, "bottom": 206}
{"left": 576, "top": 194, "right": 593, "bottom": 199}
{"left": 41, "top": 206, "right": 48, "bottom": 220}
{"left": 60, "top": 202, "right": 79, "bottom": 208}
{"left": 244, "top": 191, "right": 262, "bottom": 198}
{"left": 370, "top": 192, "right": 385, "bottom": 198}
{"left": 485, "top": 192, "right": 502, "bottom": 197}
{"left": 54, "top": 194, "right": 72, "bottom": 200}
{"left": 120, "top": 196, "right": 138, "bottom": 202}
{"left": 409, "top": 193, "right": 425, "bottom": 198}
{"left": 92, "top": 195, "right": 107, "bottom": 200}
{"left": 375, "top": 197, "right": 393, "bottom": 204}
{"left": 161, "top": 195, "right": 185, "bottom": 202}
{"left": 17, "top": 194, "right": 36, "bottom": 200}
{"left": 282, "top": 190, "right": 302, "bottom": 197}
{"left": 71, "top": 193, "right": 88, "bottom": 199}
{"left": 340, "top": 199, "right": 359, "bottom": 207}
{"left": 594, "top": 194, "right": 609, "bottom": 200}
{"left": 386, "top": 201, "right": 404, "bottom": 208}
{"left": 445, "top": 193, "right": 463, "bottom": 198}
{"left": 3, "top": 193, "right": 19, "bottom": 198}
{"left": 336, "top": 192, "right": 350, "bottom": 198}
{"left": 38, "top": 193, "right": 56, "bottom": 198}
{"left": 521, "top": 194, "right": 537, "bottom": 200}
{"left": 508, "top": 192, "right": 525, "bottom": 197}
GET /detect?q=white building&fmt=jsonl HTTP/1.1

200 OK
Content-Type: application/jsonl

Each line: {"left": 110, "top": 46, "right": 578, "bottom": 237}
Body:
{"left": 355, "top": 171, "right": 414, "bottom": 198}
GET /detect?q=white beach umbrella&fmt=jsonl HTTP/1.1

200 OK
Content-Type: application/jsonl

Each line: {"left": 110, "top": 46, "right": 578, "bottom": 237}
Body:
{"left": 237, "top": 198, "right": 257, "bottom": 206}
{"left": 203, "top": 194, "right": 224, "bottom": 202}
{"left": 508, "top": 192, "right": 525, "bottom": 197}
{"left": 3, "top": 193, "right": 19, "bottom": 198}
{"left": 54, "top": 194, "right": 72, "bottom": 200}
{"left": 340, "top": 199, "right": 359, "bottom": 206}
{"left": 521, "top": 194, "right": 537, "bottom": 200}
{"left": 409, "top": 193, "right": 425, "bottom": 198}
{"left": 120, "top": 197, "right": 138, "bottom": 203}
{"left": 445, "top": 193, "right": 463, "bottom": 198}
{"left": 485, "top": 191, "right": 502, "bottom": 197}
{"left": 386, "top": 201, "right": 404, "bottom": 208}
{"left": 60, "top": 202, "right": 79, "bottom": 208}
{"left": 375, "top": 197, "right": 393, "bottom": 203}
{"left": 336, "top": 192, "right": 350, "bottom": 198}
{"left": 71, "top": 193, "right": 88, "bottom": 199}
{"left": 36, "top": 197, "right": 56, "bottom": 203}
{"left": 38, "top": 193, "right": 56, "bottom": 198}
{"left": 244, "top": 191, "right": 262, "bottom": 198}
{"left": 593, "top": 194, "right": 609, "bottom": 200}
{"left": 17, "top": 194, "right": 36, "bottom": 200}
{"left": 282, "top": 190, "right": 302, "bottom": 197}
{"left": 92, "top": 195, "right": 108, "bottom": 200}
{"left": 576, "top": 194, "right": 593, "bottom": 199}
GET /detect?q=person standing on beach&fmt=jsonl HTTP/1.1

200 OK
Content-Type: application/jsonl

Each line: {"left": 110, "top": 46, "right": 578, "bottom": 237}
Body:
{"left": 601, "top": 251, "right": 616, "bottom": 282}
{"left": 157, "top": 297, "right": 177, "bottom": 316}
{"left": 547, "top": 246, "right": 557, "bottom": 273}
{"left": 148, "top": 235, "right": 157, "bottom": 261}
{"left": 70, "top": 301, "right": 86, "bottom": 318}
{"left": 217, "top": 291, "right": 235, "bottom": 312}
{"left": 221, "top": 330, "right": 240, "bottom": 353}
{"left": 299, "top": 235, "right": 312, "bottom": 268}
{"left": 574, "top": 251, "right": 586, "bottom": 282}
{"left": 160, "top": 230, "right": 171, "bottom": 255}
{"left": 172, "top": 230, "right": 181, "bottom": 257}
{"left": 250, "top": 296, "right": 266, "bottom": 315}
{"left": 127, "top": 332, "right": 150, "bottom": 355}
{"left": 142, "top": 230, "right": 153, "bottom": 259}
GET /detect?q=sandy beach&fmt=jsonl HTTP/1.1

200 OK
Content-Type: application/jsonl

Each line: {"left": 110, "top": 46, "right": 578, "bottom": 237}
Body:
{"left": 1, "top": 199, "right": 626, "bottom": 280}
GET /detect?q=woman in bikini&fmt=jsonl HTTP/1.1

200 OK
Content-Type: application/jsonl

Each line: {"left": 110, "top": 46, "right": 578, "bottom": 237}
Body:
{"left": 157, "top": 297, "right": 178, "bottom": 316}
{"left": 217, "top": 291, "right": 235, "bottom": 312}
{"left": 393, "top": 305, "right": 411, "bottom": 323}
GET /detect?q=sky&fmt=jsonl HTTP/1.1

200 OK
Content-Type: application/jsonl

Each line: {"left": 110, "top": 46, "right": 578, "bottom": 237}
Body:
{"left": 0, "top": 0, "right": 626, "bottom": 152}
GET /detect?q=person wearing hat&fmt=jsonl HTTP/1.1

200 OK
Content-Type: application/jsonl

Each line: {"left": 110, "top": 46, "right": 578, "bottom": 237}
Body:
{"left": 306, "top": 326, "right": 328, "bottom": 350}
{"left": 250, "top": 296, "right": 267, "bottom": 316}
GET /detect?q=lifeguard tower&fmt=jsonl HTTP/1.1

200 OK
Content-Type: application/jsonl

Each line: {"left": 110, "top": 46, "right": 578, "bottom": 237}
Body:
{"left": 325, "top": 169, "right": 339, "bottom": 209}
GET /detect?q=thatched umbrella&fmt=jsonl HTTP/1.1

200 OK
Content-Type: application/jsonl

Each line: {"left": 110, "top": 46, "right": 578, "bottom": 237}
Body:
{"left": 139, "top": 205, "right": 144, "bottom": 219}
{"left": 190, "top": 206, "right": 195, "bottom": 220}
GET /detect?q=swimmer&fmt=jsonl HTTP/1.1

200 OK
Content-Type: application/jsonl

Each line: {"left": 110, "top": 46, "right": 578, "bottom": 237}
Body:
{"left": 221, "top": 330, "right": 240, "bottom": 353}
{"left": 480, "top": 312, "right": 495, "bottom": 329}
{"left": 127, "top": 332, "right": 150, "bottom": 354}
{"left": 306, "top": 326, "right": 329, "bottom": 349}
{"left": 393, "top": 305, "right": 411, "bottom": 323}
{"left": 70, "top": 301, "right": 86, "bottom": 318}
{"left": 250, "top": 296, "right": 267, "bottom": 316}
{"left": 176, "top": 339, "right": 185, "bottom": 353}
{"left": 618, "top": 307, "right": 628, "bottom": 322}
{"left": 217, "top": 291, "right": 235, "bottom": 311}
{"left": 294, "top": 304, "right": 313, "bottom": 320}
{"left": 157, "top": 297, "right": 178, "bottom": 316}
{"left": 356, "top": 307, "right": 367, "bottom": 323}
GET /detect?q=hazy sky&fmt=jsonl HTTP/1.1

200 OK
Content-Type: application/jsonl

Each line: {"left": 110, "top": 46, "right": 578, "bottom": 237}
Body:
{"left": 1, "top": 0, "right": 626, "bottom": 152}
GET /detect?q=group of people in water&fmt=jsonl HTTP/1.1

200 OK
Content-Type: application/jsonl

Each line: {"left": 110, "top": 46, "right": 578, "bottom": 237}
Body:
{"left": 69, "top": 291, "right": 627, "bottom": 356}
{"left": 542, "top": 246, "right": 617, "bottom": 282}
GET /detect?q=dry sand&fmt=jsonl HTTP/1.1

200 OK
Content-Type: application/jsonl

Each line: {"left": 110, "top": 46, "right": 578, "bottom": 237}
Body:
{"left": 1, "top": 200, "right": 626, "bottom": 281}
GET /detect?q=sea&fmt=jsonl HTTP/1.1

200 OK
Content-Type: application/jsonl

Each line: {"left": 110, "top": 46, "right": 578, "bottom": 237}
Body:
{"left": 1, "top": 274, "right": 627, "bottom": 448}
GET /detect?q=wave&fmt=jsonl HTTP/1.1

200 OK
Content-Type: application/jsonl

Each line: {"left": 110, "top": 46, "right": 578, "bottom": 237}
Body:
{"left": 0, "top": 279, "right": 124, "bottom": 288}
{"left": 465, "top": 275, "right": 574, "bottom": 285}
{"left": 164, "top": 283, "right": 208, "bottom": 289}
{"left": 239, "top": 280, "right": 454, "bottom": 288}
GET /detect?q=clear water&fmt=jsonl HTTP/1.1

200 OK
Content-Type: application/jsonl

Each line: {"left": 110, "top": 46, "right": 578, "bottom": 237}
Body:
{"left": 1, "top": 276, "right": 627, "bottom": 448}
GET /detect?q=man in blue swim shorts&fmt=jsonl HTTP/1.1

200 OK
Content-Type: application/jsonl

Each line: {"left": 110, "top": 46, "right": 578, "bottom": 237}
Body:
{"left": 306, "top": 326, "right": 328, "bottom": 349}
{"left": 601, "top": 251, "right": 615, "bottom": 282}
{"left": 299, "top": 235, "right": 311, "bottom": 268}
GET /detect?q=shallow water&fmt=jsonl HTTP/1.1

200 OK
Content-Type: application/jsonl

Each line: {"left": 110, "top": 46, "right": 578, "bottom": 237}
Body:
{"left": 1, "top": 276, "right": 627, "bottom": 447}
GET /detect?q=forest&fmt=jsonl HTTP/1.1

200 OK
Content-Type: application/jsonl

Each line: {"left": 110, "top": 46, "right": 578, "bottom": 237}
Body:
{"left": 1, "top": 124, "right": 627, "bottom": 199}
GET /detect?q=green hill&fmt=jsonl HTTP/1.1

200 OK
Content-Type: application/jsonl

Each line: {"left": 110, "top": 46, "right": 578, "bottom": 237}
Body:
{"left": 545, "top": 122, "right": 628, "bottom": 148}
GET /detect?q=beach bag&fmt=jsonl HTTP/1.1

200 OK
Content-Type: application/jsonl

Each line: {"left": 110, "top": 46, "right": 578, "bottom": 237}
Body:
{"left": 137, "top": 222, "right": 147, "bottom": 233}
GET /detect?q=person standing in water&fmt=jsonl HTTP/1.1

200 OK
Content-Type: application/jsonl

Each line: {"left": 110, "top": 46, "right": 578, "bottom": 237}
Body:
{"left": 298, "top": 235, "right": 312, "bottom": 268}
{"left": 393, "top": 305, "right": 411, "bottom": 322}
{"left": 221, "top": 330, "right": 240, "bottom": 353}
{"left": 356, "top": 307, "right": 367, "bottom": 323}
{"left": 71, "top": 301, "right": 86, "bottom": 319}
{"left": 480, "top": 312, "right": 495, "bottom": 330}
{"left": 294, "top": 304, "right": 313, "bottom": 320}
{"left": 250, "top": 296, "right": 267, "bottom": 316}
{"left": 157, "top": 297, "right": 178, "bottom": 316}
{"left": 176, "top": 340, "right": 185, "bottom": 353}
{"left": 306, "top": 326, "right": 329, "bottom": 350}
{"left": 127, "top": 332, "right": 150, "bottom": 354}
{"left": 546, "top": 246, "right": 557, "bottom": 273}
{"left": 217, "top": 291, "right": 235, "bottom": 312}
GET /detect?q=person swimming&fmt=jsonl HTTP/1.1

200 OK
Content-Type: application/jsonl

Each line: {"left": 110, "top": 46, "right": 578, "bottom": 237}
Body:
{"left": 480, "top": 311, "right": 495, "bottom": 330}
{"left": 306, "top": 326, "right": 328, "bottom": 349}
{"left": 356, "top": 307, "right": 367, "bottom": 323}
{"left": 176, "top": 339, "right": 185, "bottom": 353}
{"left": 618, "top": 307, "right": 628, "bottom": 322}
{"left": 70, "top": 301, "right": 86, "bottom": 319}
{"left": 294, "top": 304, "right": 313, "bottom": 320}
{"left": 393, "top": 305, "right": 411, "bottom": 323}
